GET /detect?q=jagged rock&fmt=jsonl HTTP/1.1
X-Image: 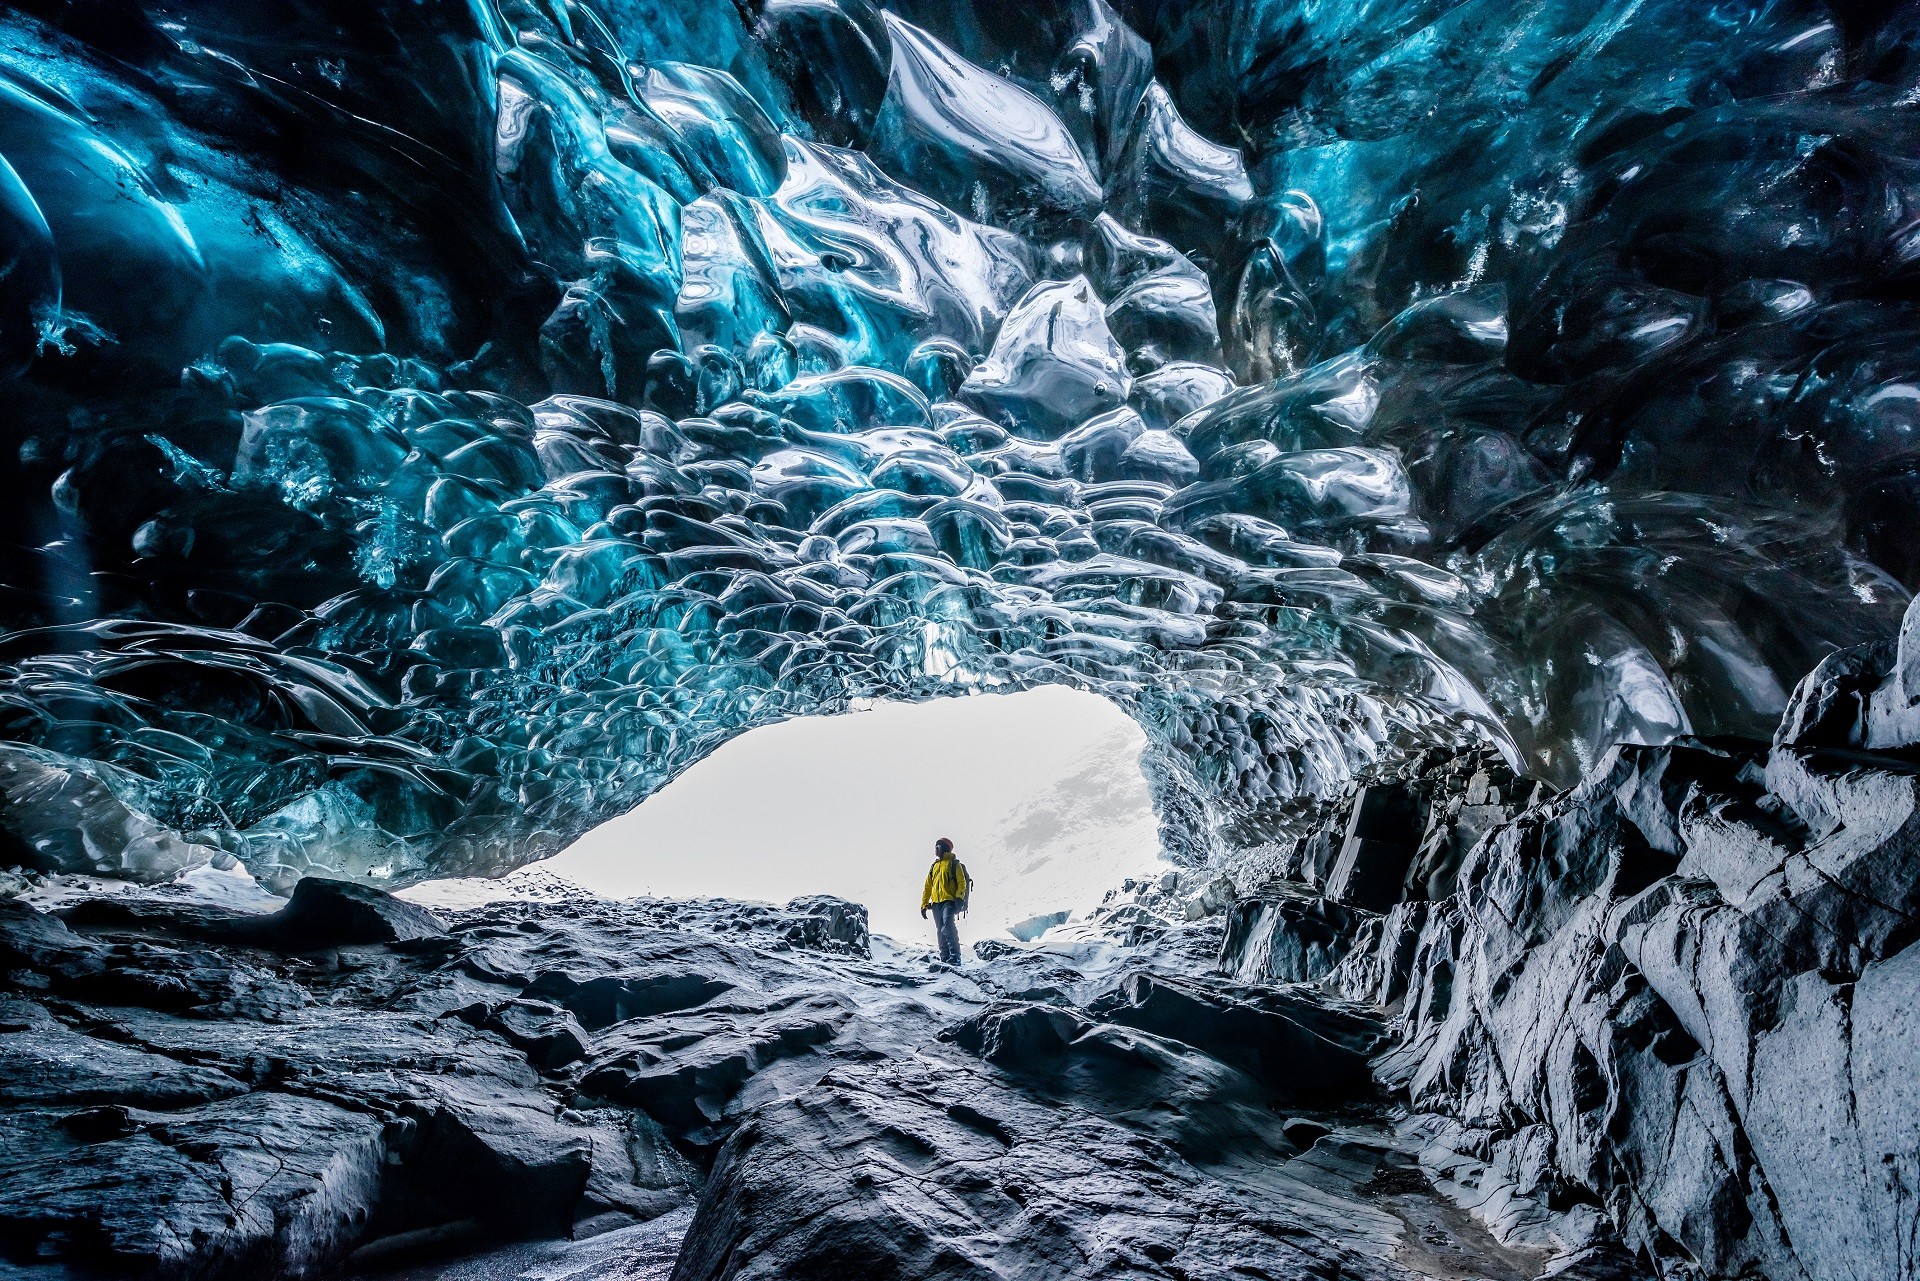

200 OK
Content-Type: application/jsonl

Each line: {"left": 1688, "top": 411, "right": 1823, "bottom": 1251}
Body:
{"left": 0, "top": 895, "right": 811, "bottom": 1276}
{"left": 938, "top": 995, "right": 1340, "bottom": 1177}
{"left": 4, "top": 900, "right": 307, "bottom": 1016}
{"left": 1333, "top": 734, "right": 1920, "bottom": 1280}
{"left": 1325, "top": 836, "right": 1418, "bottom": 913}
{"left": 368, "top": 1082, "right": 597, "bottom": 1251}
{"left": 578, "top": 997, "right": 854, "bottom": 1149}
{"left": 1219, "top": 889, "right": 1364, "bottom": 983}
{"left": 669, "top": 1055, "right": 1408, "bottom": 1281}
{"left": 523, "top": 969, "right": 737, "bottom": 1031}
{"left": 269, "top": 876, "right": 449, "bottom": 947}
{"left": 944, "top": 999, "right": 1097, "bottom": 1063}
{"left": 10, "top": 653, "right": 1918, "bottom": 1281}
{"left": 972, "top": 937, "right": 1020, "bottom": 961}
{"left": 968, "top": 947, "right": 1087, "bottom": 1004}
{"left": 2, "top": 876, "right": 1597, "bottom": 1280}
{"left": 1277, "top": 748, "right": 1537, "bottom": 900}
{"left": 456, "top": 999, "right": 592, "bottom": 1071}
{"left": 1405, "top": 764, "right": 1533, "bottom": 901}
{"left": 1325, "top": 785, "right": 1422, "bottom": 912}
{"left": 59, "top": 877, "right": 447, "bottom": 952}
{"left": 1087, "top": 971, "right": 1384, "bottom": 1098}
{"left": 1773, "top": 639, "right": 1892, "bottom": 751}
{"left": 1180, "top": 871, "right": 1238, "bottom": 919}
{"left": 1778, "top": 592, "right": 1920, "bottom": 754}
{"left": 0, "top": 1091, "right": 385, "bottom": 1279}
{"left": 0, "top": 996, "right": 249, "bottom": 1109}
{"left": 779, "top": 895, "right": 870, "bottom": 955}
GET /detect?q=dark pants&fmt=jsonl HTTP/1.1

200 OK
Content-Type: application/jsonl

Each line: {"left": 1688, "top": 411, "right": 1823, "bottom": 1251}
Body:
{"left": 930, "top": 901, "right": 962, "bottom": 964}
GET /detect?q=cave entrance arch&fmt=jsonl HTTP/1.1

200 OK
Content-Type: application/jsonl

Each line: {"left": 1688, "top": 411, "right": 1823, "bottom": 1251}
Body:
{"left": 488, "top": 686, "right": 1165, "bottom": 945}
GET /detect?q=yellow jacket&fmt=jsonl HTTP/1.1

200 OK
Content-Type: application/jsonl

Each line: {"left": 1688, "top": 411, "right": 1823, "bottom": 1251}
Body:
{"left": 922, "top": 854, "right": 971, "bottom": 911}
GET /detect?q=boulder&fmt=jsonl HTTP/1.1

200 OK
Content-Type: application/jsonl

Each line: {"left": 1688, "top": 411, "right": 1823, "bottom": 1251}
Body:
{"left": 1218, "top": 890, "right": 1364, "bottom": 983}
{"left": 670, "top": 1056, "right": 1407, "bottom": 1281}
{"left": 1087, "top": 971, "right": 1385, "bottom": 1098}
{"left": 1325, "top": 784, "right": 1422, "bottom": 912}
{"left": 1777, "top": 593, "right": 1920, "bottom": 753}
{"left": 0, "top": 1090, "right": 384, "bottom": 1279}
{"left": 267, "top": 876, "right": 449, "bottom": 947}
{"left": 780, "top": 895, "right": 870, "bottom": 954}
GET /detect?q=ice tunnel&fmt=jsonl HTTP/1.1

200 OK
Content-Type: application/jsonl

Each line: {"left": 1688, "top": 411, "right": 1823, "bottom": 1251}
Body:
{"left": 0, "top": 0, "right": 1915, "bottom": 896}
{"left": 405, "top": 689, "right": 1165, "bottom": 945}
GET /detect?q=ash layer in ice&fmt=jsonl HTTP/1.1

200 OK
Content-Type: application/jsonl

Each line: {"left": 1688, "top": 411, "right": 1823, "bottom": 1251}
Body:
{"left": 2, "top": 0, "right": 1916, "bottom": 887}
{"left": 6, "top": 601, "right": 1920, "bottom": 1281}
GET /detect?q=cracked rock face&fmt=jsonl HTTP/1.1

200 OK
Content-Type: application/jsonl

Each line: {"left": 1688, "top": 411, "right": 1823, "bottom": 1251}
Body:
{"left": 672, "top": 1056, "right": 1409, "bottom": 1281}
{"left": 1215, "top": 603, "right": 1920, "bottom": 1281}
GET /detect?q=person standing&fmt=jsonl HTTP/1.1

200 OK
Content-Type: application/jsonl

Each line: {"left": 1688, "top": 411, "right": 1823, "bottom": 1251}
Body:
{"left": 920, "top": 837, "right": 971, "bottom": 966}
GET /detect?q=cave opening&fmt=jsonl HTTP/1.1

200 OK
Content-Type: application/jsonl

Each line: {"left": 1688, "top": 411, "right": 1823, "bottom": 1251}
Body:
{"left": 403, "top": 685, "right": 1167, "bottom": 945}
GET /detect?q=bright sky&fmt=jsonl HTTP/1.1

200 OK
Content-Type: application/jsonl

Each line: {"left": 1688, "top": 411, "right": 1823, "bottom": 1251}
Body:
{"left": 538, "top": 686, "right": 1165, "bottom": 945}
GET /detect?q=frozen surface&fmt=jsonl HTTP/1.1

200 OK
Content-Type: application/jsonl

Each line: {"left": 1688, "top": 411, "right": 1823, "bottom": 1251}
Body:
{"left": 0, "top": 0, "right": 1914, "bottom": 890}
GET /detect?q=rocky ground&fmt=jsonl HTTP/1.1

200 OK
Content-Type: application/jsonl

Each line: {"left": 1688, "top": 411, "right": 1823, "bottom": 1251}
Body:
{"left": 7, "top": 610, "right": 1920, "bottom": 1280}
{"left": 3, "top": 870, "right": 1600, "bottom": 1280}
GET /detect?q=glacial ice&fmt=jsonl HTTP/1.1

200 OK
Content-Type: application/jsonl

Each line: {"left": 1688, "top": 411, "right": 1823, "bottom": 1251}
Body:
{"left": 0, "top": 0, "right": 1913, "bottom": 892}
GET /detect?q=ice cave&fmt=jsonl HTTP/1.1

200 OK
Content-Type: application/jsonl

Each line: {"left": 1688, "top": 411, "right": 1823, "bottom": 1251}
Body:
{"left": 407, "top": 688, "right": 1166, "bottom": 944}
{"left": 0, "top": 0, "right": 1917, "bottom": 1278}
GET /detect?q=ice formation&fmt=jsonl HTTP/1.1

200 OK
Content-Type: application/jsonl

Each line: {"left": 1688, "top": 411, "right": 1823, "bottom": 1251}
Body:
{"left": 0, "top": 0, "right": 1915, "bottom": 894}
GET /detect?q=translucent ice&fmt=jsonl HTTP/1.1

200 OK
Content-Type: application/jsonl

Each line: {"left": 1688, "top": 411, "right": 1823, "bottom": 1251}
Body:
{"left": 0, "top": 0, "right": 1911, "bottom": 889}
{"left": 960, "top": 277, "right": 1132, "bottom": 436}
{"left": 871, "top": 15, "right": 1103, "bottom": 226}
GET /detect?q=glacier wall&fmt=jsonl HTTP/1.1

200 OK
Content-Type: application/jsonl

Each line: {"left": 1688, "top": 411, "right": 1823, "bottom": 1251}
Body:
{"left": 0, "top": 0, "right": 1915, "bottom": 888}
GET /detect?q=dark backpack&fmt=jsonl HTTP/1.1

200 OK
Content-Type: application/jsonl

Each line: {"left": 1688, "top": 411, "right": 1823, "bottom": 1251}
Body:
{"left": 955, "top": 862, "right": 973, "bottom": 914}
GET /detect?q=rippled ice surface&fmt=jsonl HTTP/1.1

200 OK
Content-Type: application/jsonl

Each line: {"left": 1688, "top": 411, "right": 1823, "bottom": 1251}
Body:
{"left": 0, "top": 0, "right": 1914, "bottom": 888}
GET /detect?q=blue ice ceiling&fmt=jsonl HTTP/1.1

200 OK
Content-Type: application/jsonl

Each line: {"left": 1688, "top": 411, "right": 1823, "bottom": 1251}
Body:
{"left": 0, "top": 0, "right": 1914, "bottom": 888}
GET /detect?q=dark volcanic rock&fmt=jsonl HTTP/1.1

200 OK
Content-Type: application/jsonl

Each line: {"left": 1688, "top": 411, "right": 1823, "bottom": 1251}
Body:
{"left": 523, "top": 969, "right": 737, "bottom": 1031}
{"left": 1325, "top": 784, "right": 1422, "bottom": 912}
{"left": 1, "top": 1091, "right": 386, "bottom": 1279}
{"left": 938, "top": 996, "right": 1322, "bottom": 1172}
{"left": 780, "top": 895, "right": 871, "bottom": 954}
{"left": 577, "top": 995, "right": 855, "bottom": 1149}
{"left": 454, "top": 998, "right": 592, "bottom": 1071}
{"left": 1778, "top": 592, "right": 1920, "bottom": 755}
{"left": 271, "top": 876, "right": 450, "bottom": 947}
{"left": 1230, "top": 729, "right": 1920, "bottom": 1280}
{"left": 60, "top": 877, "right": 447, "bottom": 951}
{"left": 0, "top": 996, "right": 248, "bottom": 1108}
{"left": 0, "top": 878, "right": 1570, "bottom": 1281}
{"left": 11, "top": 627, "right": 1918, "bottom": 1281}
{"left": 1219, "top": 888, "right": 1364, "bottom": 983}
{"left": 668, "top": 1055, "right": 1413, "bottom": 1281}
{"left": 0, "top": 891, "right": 887, "bottom": 1278}
{"left": 1088, "top": 971, "right": 1384, "bottom": 1099}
